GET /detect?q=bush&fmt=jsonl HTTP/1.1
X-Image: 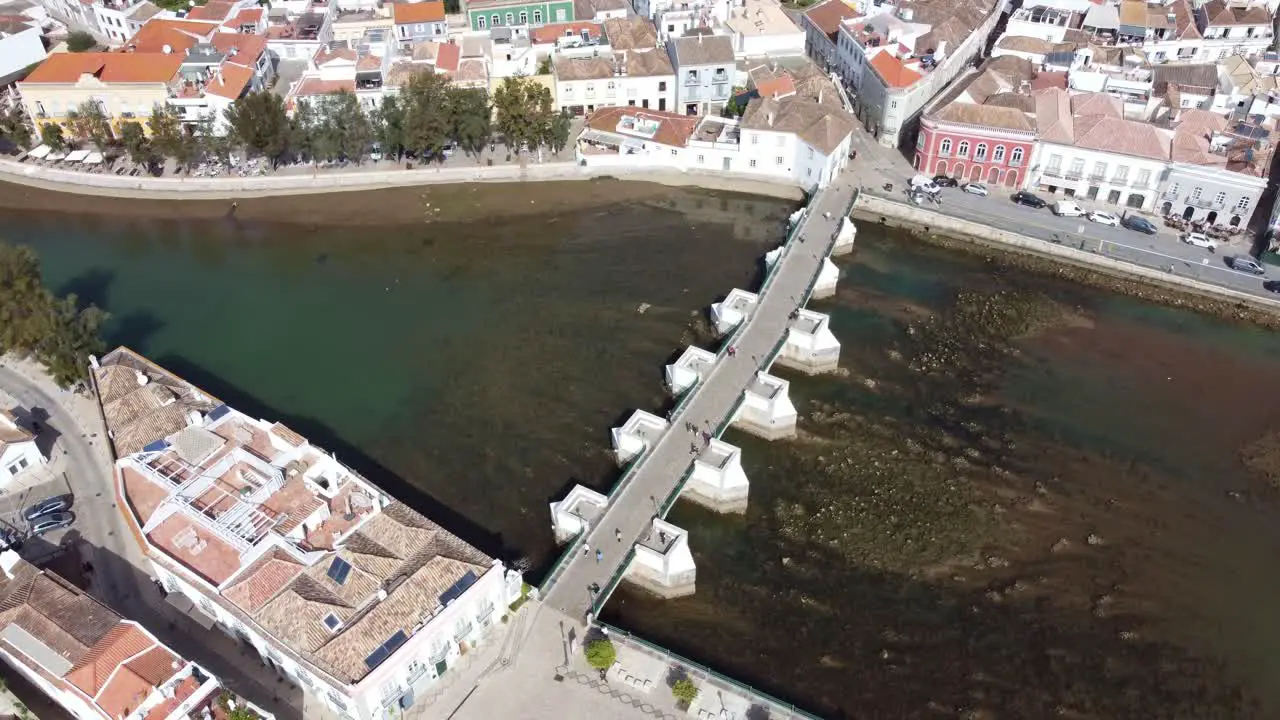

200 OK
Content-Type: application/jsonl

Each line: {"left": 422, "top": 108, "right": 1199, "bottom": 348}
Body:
{"left": 66, "top": 31, "right": 95, "bottom": 52}
{"left": 584, "top": 639, "right": 616, "bottom": 670}
{"left": 672, "top": 678, "right": 699, "bottom": 704}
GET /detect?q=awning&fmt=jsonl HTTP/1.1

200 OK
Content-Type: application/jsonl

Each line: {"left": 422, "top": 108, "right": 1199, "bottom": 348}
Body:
{"left": 164, "top": 591, "right": 217, "bottom": 630}
{"left": 64, "top": 149, "right": 89, "bottom": 163}
{"left": 82, "top": 152, "right": 104, "bottom": 165}
{"left": 46, "top": 151, "right": 67, "bottom": 161}
{"left": 27, "top": 145, "right": 49, "bottom": 159}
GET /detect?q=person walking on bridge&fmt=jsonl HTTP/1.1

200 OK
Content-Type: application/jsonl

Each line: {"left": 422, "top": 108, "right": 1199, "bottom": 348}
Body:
{"left": 596, "top": 549, "right": 603, "bottom": 564}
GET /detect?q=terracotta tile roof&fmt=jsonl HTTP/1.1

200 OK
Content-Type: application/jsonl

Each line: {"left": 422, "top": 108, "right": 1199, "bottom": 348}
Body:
{"left": 1152, "top": 63, "right": 1218, "bottom": 98}
{"left": 185, "top": 0, "right": 234, "bottom": 21}
{"left": 670, "top": 34, "right": 734, "bottom": 65}
{"left": 1034, "top": 86, "right": 1074, "bottom": 142}
{"left": 803, "top": 0, "right": 856, "bottom": 41}
{"left": 123, "top": 644, "right": 180, "bottom": 686}
{"left": 96, "top": 357, "right": 219, "bottom": 456}
{"left": 554, "top": 54, "right": 612, "bottom": 81}
{"left": 626, "top": 48, "right": 673, "bottom": 77}
{"left": 585, "top": 106, "right": 700, "bottom": 147}
{"left": 1070, "top": 91, "right": 1123, "bottom": 118}
{"left": 385, "top": 61, "right": 426, "bottom": 87}
{"left": 996, "top": 35, "right": 1051, "bottom": 54}
{"left": 205, "top": 62, "right": 254, "bottom": 99}
{"left": 314, "top": 47, "right": 357, "bottom": 65}
{"left": 269, "top": 423, "right": 306, "bottom": 448}
{"left": 868, "top": 52, "right": 922, "bottom": 89}
{"left": 223, "top": 549, "right": 303, "bottom": 614}
{"left": 741, "top": 92, "right": 857, "bottom": 154}
{"left": 1171, "top": 109, "right": 1228, "bottom": 164}
{"left": 1168, "top": 0, "right": 1200, "bottom": 39}
{"left": 293, "top": 77, "right": 356, "bottom": 97}
{"left": 530, "top": 21, "right": 601, "bottom": 44}
{"left": 392, "top": 0, "right": 445, "bottom": 24}
{"left": 98, "top": 660, "right": 166, "bottom": 718}
{"left": 1202, "top": 0, "right": 1271, "bottom": 26}
{"left": 601, "top": 16, "right": 657, "bottom": 51}
{"left": 141, "top": 674, "right": 201, "bottom": 720}
{"left": 931, "top": 102, "right": 1035, "bottom": 131}
{"left": 65, "top": 624, "right": 153, "bottom": 697}
{"left": 223, "top": 7, "right": 263, "bottom": 28}
{"left": 123, "top": 19, "right": 212, "bottom": 53}
{"left": 0, "top": 411, "right": 33, "bottom": 452}
{"left": 23, "top": 52, "right": 182, "bottom": 84}
{"left": 210, "top": 31, "right": 267, "bottom": 64}
{"left": 1030, "top": 70, "right": 1067, "bottom": 90}
{"left": 1073, "top": 115, "right": 1170, "bottom": 160}
{"left": 435, "top": 42, "right": 460, "bottom": 73}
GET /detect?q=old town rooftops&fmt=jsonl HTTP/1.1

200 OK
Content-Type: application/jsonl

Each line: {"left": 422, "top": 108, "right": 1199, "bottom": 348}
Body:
{"left": 23, "top": 52, "right": 183, "bottom": 84}
{"left": 99, "top": 348, "right": 496, "bottom": 685}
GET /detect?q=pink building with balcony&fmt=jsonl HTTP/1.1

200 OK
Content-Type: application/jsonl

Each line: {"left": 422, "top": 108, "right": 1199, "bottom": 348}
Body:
{"left": 914, "top": 105, "right": 1036, "bottom": 188}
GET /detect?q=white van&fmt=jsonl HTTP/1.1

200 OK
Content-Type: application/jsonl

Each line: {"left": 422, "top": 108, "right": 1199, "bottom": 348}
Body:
{"left": 1053, "top": 200, "right": 1085, "bottom": 217}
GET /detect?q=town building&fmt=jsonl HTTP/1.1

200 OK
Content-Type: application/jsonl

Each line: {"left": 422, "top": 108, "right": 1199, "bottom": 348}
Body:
{"left": 1159, "top": 108, "right": 1268, "bottom": 226}
{"left": 800, "top": 0, "right": 856, "bottom": 75}
{"left": 461, "top": 0, "right": 574, "bottom": 31}
{"left": 18, "top": 52, "right": 184, "bottom": 134}
{"left": 0, "top": 11, "right": 45, "bottom": 83}
{"left": 92, "top": 347, "right": 524, "bottom": 720}
{"left": 668, "top": 33, "right": 736, "bottom": 115}
{"left": 0, "top": 550, "right": 272, "bottom": 720}
{"left": 573, "top": 0, "right": 628, "bottom": 21}
{"left": 392, "top": 0, "right": 446, "bottom": 48}
{"left": 723, "top": 0, "right": 805, "bottom": 58}
{"left": 553, "top": 16, "right": 672, "bottom": 114}
{"left": 331, "top": 8, "right": 392, "bottom": 46}
{"left": 0, "top": 409, "right": 43, "bottom": 483}
{"left": 265, "top": 0, "right": 335, "bottom": 62}
{"left": 576, "top": 57, "right": 854, "bottom": 189}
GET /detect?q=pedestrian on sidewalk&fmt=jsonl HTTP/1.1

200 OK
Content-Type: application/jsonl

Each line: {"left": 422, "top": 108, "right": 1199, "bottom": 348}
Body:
{"left": 583, "top": 543, "right": 590, "bottom": 556}
{"left": 615, "top": 528, "right": 622, "bottom": 542}
{"left": 596, "top": 549, "right": 603, "bottom": 564}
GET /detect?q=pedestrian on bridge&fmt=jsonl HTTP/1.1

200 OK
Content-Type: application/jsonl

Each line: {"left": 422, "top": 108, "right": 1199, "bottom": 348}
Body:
{"left": 615, "top": 528, "right": 622, "bottom": 543}
{"left": 596, "top": 549, "right": 603, "bottom": 564}
{"left": 583, "top": 543, "right": 590, "bottom": 556}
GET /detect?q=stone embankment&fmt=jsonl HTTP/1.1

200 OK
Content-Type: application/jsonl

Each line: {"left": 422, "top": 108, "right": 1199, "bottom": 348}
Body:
{"left": 0, "top": 156, "right": 806, "bottom": 201}
{"left": 856, "top": 193, "right": 1280, "bottom": 321}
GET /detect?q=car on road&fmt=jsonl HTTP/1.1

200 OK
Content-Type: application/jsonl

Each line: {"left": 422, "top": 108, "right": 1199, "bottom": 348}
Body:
{"left": 23, "top": 497, "right": 69, "bottom": 522}
{"left": 1229, "top": 256, "right": 1266, "bottom": 275}
{"left": 1264, "top": 280, "right": 1280, "bottom": 294}
{"left": 1052, "top": 200, "right": 1085, "bottom": 217}
{"left": 1122, "top": 215, "right": 1158, "bottom": 234}
{"left": 28, "top": 512, "right": 73, "bottom": 537}
{"left": 910, "top": 175, "right": 941, "bottom": 195}
{"left": 1183, "top": 232, "right": 1218, "bottom": 249}
{"left": 1087, "top": 211, "right": 1120, "bottom": 227}
{"left": 962, "top": 183, "right": 988, "bottom": 196}
{"left": 1011, "top": 191, "right": 1047, "bottom": 209}
{"left": 932, "top": 175, "right": 959, "bottom": 188}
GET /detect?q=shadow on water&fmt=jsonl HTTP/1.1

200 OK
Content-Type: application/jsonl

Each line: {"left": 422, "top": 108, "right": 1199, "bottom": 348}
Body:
{"left": 57, "top": 267, "right": 115, "bottom": 308}
{"left": 150, "top": 353, "right": 510, "bottom": 562}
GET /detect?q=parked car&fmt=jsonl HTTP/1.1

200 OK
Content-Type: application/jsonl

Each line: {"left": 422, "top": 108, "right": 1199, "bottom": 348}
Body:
{"left": 1052, "top": 200, "right": 1085, "bottom": 217}
{"left": 1122, "top": 215, "right": 1158, "bottom": 234}
{"left": 910, "top": 175, "right": 941, "bottom": 195}
{"left": 1229, "top": 256, "right": 1266, "bottom": 275}
{"left": 22, "top": 497, "right": 69, "bottom": 523}
{"left": 1012, "top": 191, "right": 1047, "bottom": 208}
{"left": 1263, "top": 280, "right": 1280, "bottom": 294}
{"left": 28, "top": 512, "right": 74, "bottom": 537}
{"left": 1183, "top": 232, "right": 1218, "bottom": 249}
{"left": 932, "top": 175, "right": 959, "bottom": 188}
{"left": 1087, "top": 211, "right": 1120, "bottom": 227}
{"left": 962, "top": 183, "right": 988, "bottom": 196}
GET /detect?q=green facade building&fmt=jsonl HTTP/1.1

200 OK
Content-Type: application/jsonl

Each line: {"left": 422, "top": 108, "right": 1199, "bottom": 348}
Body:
{"left": 462, "top": 0, "right": 574, "bottom": 30}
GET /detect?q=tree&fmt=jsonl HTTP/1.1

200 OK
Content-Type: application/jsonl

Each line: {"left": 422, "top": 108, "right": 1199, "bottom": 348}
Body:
{"left": 66, "top": 101, "right": 113, "bottom": 149}
{"left": 492, "top": 76, "right": 555, "bottom": 157}
{"left": 0, "top": 104, "right": 31, "bottom": 149}
{"left": 544, "top": 110, "right": 571, "bottom": 156}
{"left": 36, "top": 294, "right": 106, "bottom": 389}
{"left": 313, "top": 91, "right": 372, "bottom": 162}
{"left": 722, "top": 87, "right": 749, "bottom": 118}
{"left": 0, "top": 244, "right": 50, "bottom": 353}
{"left": 66, "top": 31, "right": 95, "bottom": 53}
{"left": 39, "top": 123, "right": 64, "bottom": 152}
{"left": 372, "top": 94, "right": 406, "bottom": 160}
{"left": 118, "top": 121, "right": 151, "bottom": 166}
{"left": 399, "top": 71, "right": 452, "bottom": 162}
{"left": 536, "top": 56, "right": 552, "bottom": 75}
{"left": 289, "top": 98, "right": 317, "bottom": 164}
{"left": 195, "top": 113, "right": 230, "bottom": 163}
{"left": 583, "top": 639, "right": 616, "bottom": 670}
{"left": 447, "top": 87, "right": 491, "bottom": 161}
{"left": 671, "top": 678, "right": 699, "bottom": 705}
{"left": 224, "top": 91, "right": 289, "bottom": 164}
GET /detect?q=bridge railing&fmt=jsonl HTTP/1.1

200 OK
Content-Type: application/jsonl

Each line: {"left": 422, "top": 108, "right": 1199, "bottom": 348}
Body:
{"left": 599, "top": 622, "right": 824, "bottom": 720}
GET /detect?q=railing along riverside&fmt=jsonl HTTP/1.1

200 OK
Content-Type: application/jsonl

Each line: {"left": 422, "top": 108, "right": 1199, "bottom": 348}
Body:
{"left": 599, "top": 623, "right": 824, "bottom": 720}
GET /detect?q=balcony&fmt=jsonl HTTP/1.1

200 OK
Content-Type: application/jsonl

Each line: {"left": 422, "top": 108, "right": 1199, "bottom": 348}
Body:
{"left": 1087, "top": 173, "right": 1106, "bottom": 183}
{"left": 1009, "top": 159, "right": 1024, "bottom": 167}
{"left": 1184, "top": 195, "right": 1226, "bottom": 210}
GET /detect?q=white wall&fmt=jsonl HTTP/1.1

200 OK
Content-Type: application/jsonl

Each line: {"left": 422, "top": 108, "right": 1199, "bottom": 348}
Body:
{"left": 0, "top": 648, "right": 105, "bottom": 720}
{"left": 558, "top": 73, "right": 674, "bottom": 113}
{"left": 1027, "top": 141, "right": 1166, "bottom": 210}
{"left": 0, "top": 441, "right": 43, "bottom": 482}
{"left": 0, "top": 26, "right": 46, "bottom": 79}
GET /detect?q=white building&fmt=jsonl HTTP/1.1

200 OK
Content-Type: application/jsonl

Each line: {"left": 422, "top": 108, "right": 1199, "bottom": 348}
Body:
{"left": 0, "top": 551, "right": 273, "bottom": 720}
{"left": 668, "top": 33, "right": 736, "bottom": 115}
{"left": 0, "top": 13, "right": 46, "bottom": 83}
{"left": 0, "top": 410, "right": 42, "bottom": 483}
{"left": 723, "top": 0, "right": 805, "bottom": 58}
{"left": 94, "top": 347, "right": 524, "bottom": 720}
{"left": 554, "top": 46, "right": 674, "bottom": 114}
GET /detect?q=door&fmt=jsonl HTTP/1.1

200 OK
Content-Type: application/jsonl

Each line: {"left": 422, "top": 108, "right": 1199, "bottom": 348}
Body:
{"left": 658, "top": 98, "right": 666, "bottom": 111}
{"left": 435, "top": 659, "right": 448, "bottom": 677}
{"left": 1107, "top": 189, "right": 1121, "bottom": 204}
{"left": 1182, "top": 205, "right": 1195, "bottom": 220}
{"left": 1086, "top": 186, "right": 1099, "bottom": 200}
{"left": 722, "top": 157, "right": 730, "bottom": 171}
{"left": 1126, "top": 193, "right": 1144, "bottom": 209}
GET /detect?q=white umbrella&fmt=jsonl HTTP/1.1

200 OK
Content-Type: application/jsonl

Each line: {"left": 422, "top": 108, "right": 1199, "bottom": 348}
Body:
{"left": 47, "top": 151, "right": 67, "bottom": 161}
{"left": 82, "top": 152, "right": 104, "bottom": 165}
{"left": 27, "top": 144, "right": 50, "bottom": 159}
{"left": 64, "top": 149, "right": 89, "bottom": 163}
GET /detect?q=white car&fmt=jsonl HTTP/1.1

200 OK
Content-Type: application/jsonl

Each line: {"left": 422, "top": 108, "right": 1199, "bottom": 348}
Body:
{"left": 962, "top": 183, "right": 988, "bottom": 196}
{"left": 1183, "top": 232, "right": 1218, "bottom": 249}
{"left": 1087, "top": 211, "right": 1120, "bottom": 227}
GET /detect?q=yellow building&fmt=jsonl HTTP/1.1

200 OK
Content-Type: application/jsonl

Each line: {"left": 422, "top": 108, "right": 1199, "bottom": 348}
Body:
{"left": 17, "top": 52, "right": 183, "bottom": 136}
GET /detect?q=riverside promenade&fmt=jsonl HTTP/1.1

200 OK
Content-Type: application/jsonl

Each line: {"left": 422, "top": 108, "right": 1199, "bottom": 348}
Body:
{"left": 542, "top": 174, "right": 857, "bottom": 618}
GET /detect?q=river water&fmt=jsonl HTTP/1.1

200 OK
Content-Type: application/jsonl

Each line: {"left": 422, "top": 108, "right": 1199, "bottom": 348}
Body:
{"left": 5, "top": 181, "right": 1279, "bottom": 718}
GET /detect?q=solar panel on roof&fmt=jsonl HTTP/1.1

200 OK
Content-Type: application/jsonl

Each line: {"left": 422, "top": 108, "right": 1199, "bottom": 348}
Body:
{"left": 437, "top": 570, "right": 478, "bottom": 607}
{"left": 323, "top": 613, "right": 341, "bottom": 631}
{"left": 384, "top": 630, "right": 408, "bottom": 655}
{"left": 327, "top": 557, "right": 352, "bottom": 585}
{"left": 142, "top": 439, "right": 169, "bottom": 453}
{"left": 208, "top": 404, "right": 231, "bottom": 421}
{"left": 364, "top": 646, "right": 390, "bottom": 670}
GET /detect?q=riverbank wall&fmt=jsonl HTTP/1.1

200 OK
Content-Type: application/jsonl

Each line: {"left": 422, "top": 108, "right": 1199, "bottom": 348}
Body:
{"left": 855, "top": 193, "right": 1280, "bottom": 316}
{"left": 0, "top": 157, "right": 806, "bottom": 202}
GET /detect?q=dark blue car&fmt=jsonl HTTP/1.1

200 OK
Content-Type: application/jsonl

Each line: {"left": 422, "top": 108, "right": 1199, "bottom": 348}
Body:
{"left": 1122, "top": 215, "right": 1158, "bottom": 234}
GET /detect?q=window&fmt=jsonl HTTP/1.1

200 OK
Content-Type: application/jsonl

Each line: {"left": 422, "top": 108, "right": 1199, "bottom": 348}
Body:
{"left": 974, "top": 143, "right": 987, "bottom": 161}
{"left": 1091, "top": 161, "right": 1106, "bottom": 180}
{"left": 659, "top": 81, "right": 667, "bottom": 91}
{"left": 1214, "top": 191, "right": 1227, "bottom": 206}
{"left": 327, "top": 557, "right": 352, "bottom": 585}
{"left": 916, "top": 135, "right": 925, "bottom": 150}
{"left": 992, "top": 145, "right": 1005, "bottom": 163}
{"left": 323, "top": 613, "right": 342, "bottom": 632}
{"left": 556, "top": 8, "right": 566, "bottom": 20}
{"left": 606, "top": 81, "right": 616, "bottom": 93}
{"left": 685, "top": 70, "right": 698, "bottom": 84}
{"left": 775, "top": 156, "right": 784, "bottom": 165}
{"left": 1114, "top": 165, "right": 1129, "bottom": 183}
{"left": 939, "top": 138, "right": 952, "bottom": 156}
{"left": 808, "top": 147, "right": 814, "bottom": 159}
{"left": 1191, "top": 186, "right": 1203, "bottom": 200}
{"left": 697, "top": 154, "right": 704, "bottom": 164}
{"left": 533, "top": 9, "right": 542, "bottom": 22}
{"left": 491, "top": 13, "right": 500, "bottom": 26}
{"left": 751, "top": 133, "right": 758, "bottom": 145}
{"left": 956, "top": 141, "right": 969, "bottom": 157}
{"left": 1069, "top": 158, "right": 1084, "bottom": 177}
{"left": 670, "top": 149, "right": 677, "bottom": 156}
{"left": 563, "top": 85, "right": 573, "bottom": 95}
{"left": 505, "top": 12, "right": 514, "bottom": 24}
{"left": 1136, "top": 169, "right": 1151, "bottom": 187}
{"left": 1235, "top": 196, "right": 1251, "bottom": 211}
{"left": 890, "top": 100, "right": 898, "bottom": 109}
{"left": 749, "top": 159, "right": 757, "bottom": 168}
{"left": 327, "top": 693, "right": 348, "bottom": 711}
{"left": 519, "top": 10, "right": 527, "bottom": 24}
